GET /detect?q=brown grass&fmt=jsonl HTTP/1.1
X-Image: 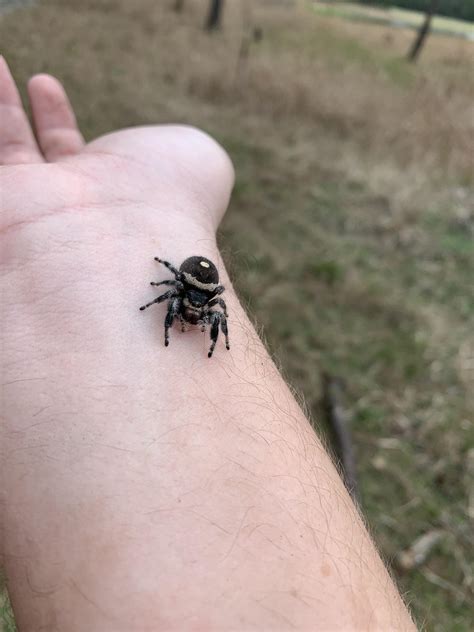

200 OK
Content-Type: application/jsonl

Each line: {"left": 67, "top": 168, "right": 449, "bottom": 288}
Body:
{"left": 5, "top": 0, "right": 473, "bottom": 180}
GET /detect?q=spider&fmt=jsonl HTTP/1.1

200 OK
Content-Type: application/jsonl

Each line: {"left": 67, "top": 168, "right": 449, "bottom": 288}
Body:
{"left": 139, "top": 256, "right": 230, "bottom": 358}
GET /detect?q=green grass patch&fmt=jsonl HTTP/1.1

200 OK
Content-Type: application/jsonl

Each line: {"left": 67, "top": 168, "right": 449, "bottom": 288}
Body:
{"left": 0, "top": 574, "right": 15, "bottom": 632}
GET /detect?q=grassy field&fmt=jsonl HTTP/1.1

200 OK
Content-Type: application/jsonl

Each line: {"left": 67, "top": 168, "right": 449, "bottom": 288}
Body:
{"left": 1, "top": 0, "right": 473, "bottom": 629}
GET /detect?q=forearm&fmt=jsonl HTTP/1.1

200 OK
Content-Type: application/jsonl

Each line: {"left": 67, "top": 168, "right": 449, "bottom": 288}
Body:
{"left": 2, "top": 218, "right": 413, "bottom": 630}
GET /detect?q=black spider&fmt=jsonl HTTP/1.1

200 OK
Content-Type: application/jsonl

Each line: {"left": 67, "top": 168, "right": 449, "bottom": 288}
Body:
{"left": 139, "top": 256, "right": 230, "bottom": 358}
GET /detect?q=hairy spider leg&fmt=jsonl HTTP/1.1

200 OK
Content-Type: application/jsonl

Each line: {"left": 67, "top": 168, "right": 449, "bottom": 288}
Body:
{"left": 208, "top": 312, "right": 221, "bottom": 358}
{"left": 220, "top": 312, "right": 230, "bottom": 350}
{"left": 150, "top": 279, "right": 177, "bottom": 288}
{"left": 208, "top": 311, "right": 230, "bottom": 357}
{"left": 139, "top": 289, "right": 178, "bottom": 311}
{"left": 208, "top": 296, "right": 228, "bottom": 317}
{"left": 154, "top": 257, "right": 181, "bottom": 278}
{"left": 164, "top": 297, "right": 181, "bottom": 347}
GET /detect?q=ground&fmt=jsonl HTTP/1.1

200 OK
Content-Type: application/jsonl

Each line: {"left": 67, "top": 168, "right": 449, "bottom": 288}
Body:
{"left": 1, "top": 0, "right": 473, "bottom": 630}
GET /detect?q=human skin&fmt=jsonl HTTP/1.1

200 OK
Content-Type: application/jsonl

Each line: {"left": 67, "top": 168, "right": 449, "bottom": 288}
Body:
{"left": 0, "top": 57, "right": 415, "bottom": 631}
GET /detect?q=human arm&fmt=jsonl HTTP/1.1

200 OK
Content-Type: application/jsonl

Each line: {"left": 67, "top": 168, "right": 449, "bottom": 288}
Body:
{"left": 0, "top": 59, "right": 415, "bottom": 631}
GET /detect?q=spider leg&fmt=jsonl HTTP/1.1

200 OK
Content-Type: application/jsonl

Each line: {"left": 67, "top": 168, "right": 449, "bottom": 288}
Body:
{"left": 214, "top": 285, "right": 225, "bottom": 295}
{"left": 207, "top": 311, "right": 230, "bottom": 357}
{"left": 208, "top": 312, "right": 220, "bottom": 358}
{"left": 208, "top": 296, "right": 228, "bottom": 317}
{"left": 164, "top": 297, "right": 181, "bottom": 347}
{"left": 139, "top": 289, "right": 178, "bottom": 311}
{"left": 154, "top": 257, "right": 181, "bottom": 279}
{"left": 150, "top": 279, "right": 177, "bottom": 288}
{"left": 220, "top": 312, "right": 230, "bottom": 350}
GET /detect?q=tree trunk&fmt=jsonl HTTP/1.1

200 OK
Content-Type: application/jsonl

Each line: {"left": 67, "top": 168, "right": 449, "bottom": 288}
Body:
{"left": 408, "top": 0, "right": 439, "bottom": 62}
{"left": 206, "top": 0, "right": 224, "bottom": 31}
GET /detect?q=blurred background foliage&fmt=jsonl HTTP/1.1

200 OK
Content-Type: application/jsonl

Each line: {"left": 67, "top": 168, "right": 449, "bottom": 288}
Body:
{"left": 357, "top": 0, "right": 474, "bottom": 22}
{"left": 1, "top": 0, "right": 473, "bottom": 630}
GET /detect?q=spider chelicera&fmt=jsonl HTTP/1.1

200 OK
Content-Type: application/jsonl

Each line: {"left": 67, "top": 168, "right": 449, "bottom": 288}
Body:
{"left": 139, "top": 256, "right": 230, "bottom": 358}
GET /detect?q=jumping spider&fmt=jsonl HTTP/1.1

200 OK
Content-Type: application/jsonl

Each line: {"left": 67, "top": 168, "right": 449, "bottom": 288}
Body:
{"left": 139, "top": 256, "right": 230, "bottom": 358}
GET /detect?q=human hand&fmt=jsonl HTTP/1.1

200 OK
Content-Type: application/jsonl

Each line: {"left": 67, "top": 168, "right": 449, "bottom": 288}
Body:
{"left": 1, "top": 55, "right": 234, "bottom": 389}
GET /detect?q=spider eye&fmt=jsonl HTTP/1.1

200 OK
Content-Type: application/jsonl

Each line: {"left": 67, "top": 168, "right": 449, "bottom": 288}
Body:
{"left": 200, "top": 261, "right": 210, "bottom": 268}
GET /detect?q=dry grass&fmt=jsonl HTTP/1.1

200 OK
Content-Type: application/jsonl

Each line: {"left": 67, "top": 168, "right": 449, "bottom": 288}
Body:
{"left": 1, "top": 0, "right": 473, "bottom": 630}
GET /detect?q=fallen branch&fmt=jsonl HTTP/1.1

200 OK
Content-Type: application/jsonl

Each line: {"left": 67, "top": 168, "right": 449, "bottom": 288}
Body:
{"left": 396, "top": 529, "right": 444, "bottom": 571}
{"left": 322, "top": 374, "right": 359, "bottom": 502}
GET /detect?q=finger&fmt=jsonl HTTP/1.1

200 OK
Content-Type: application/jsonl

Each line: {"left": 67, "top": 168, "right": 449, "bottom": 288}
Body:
{"left": 28, "top": 73, "right": 85, "bottom": 162}
{"left": 0, "top": 56, "right": 43, "bottom": 165}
